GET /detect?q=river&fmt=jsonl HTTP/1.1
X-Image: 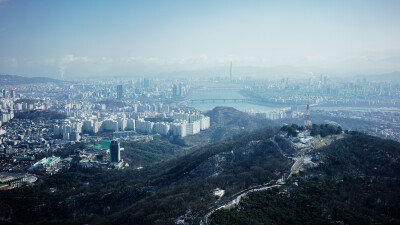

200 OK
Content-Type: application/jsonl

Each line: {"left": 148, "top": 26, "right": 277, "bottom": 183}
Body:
{"left": 187, "top": 85, "right": 278, "bottom": 112}
{"left": 187, "top": 84, "right": 400, "bottom": 113}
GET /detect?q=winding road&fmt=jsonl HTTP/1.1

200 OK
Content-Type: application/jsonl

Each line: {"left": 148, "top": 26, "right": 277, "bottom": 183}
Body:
{"left": 199, "top": 134, "right": 314, "bottom": 225}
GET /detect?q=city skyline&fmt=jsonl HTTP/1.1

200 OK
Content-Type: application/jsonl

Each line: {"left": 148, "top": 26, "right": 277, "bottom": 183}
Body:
{"left": 0, "top": 0, "right": 400, "bottom": 78}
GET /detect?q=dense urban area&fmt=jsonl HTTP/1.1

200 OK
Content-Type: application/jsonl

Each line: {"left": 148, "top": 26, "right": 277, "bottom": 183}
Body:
{"left": 1, "top": 74, "right": 400, "bottom": 225}
{"left": 1, "top": 74, "right": 399, "bottom": 186}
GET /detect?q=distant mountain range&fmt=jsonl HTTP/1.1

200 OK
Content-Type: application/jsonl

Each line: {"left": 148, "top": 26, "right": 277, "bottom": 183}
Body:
{"left": 148, "top": 65, "right": 400, "bottom": 81}
{"left": 361, "top": 71, "right": 400, "bottom": 82}
{"left": 2, "top": 70, "right": 399, "bottom": 83}
{"left": 0, "top": 74, "right": 62, "bottom": 85}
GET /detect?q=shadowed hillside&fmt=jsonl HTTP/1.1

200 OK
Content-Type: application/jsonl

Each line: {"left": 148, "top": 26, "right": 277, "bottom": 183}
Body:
{"left": 184, "top": 107, "right": 279, "bottom": 146}
{"left": 210, "top": 131, "right": 400, "bottom": 225}
{"left": 1, "top": 125, "right": 400, "bottom": 225}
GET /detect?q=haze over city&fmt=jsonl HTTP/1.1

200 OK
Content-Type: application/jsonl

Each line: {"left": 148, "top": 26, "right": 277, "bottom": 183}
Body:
{"left": 1, "top": 0, "right": 400, "bottom": 79}
{"left": 1, "top": 1, "right": 400, "bottom": 225}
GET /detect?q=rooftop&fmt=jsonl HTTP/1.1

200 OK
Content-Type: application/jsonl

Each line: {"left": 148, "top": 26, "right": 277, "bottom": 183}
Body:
{"left": 0, "top": 172, "right": 24, "bottom": 183}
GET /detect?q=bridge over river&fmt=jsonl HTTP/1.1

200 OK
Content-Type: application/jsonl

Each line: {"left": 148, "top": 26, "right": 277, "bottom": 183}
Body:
{"left": 189, "top": 98, "right": 251, "bottom": 104}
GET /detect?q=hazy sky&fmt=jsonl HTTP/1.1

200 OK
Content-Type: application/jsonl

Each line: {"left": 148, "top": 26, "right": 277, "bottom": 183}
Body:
{"left": 0, "top": 0, "right": 399, "bottom": 79}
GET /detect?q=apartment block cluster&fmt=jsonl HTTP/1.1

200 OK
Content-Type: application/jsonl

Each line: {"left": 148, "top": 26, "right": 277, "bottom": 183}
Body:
{"left": 255, "top": 110, "right": 287, "bottom": 120}
{"left": 1, "top": 89, "right": 16, "bottom": 99}
{"left": 120, "top": 112, "right": 210, "bottom": 138}
{"left": 53, "top": 110, "right": 210, "bottom": 141}
{"left": 1, "top": 95, "right": 47, "bottom": 113}
{"left": 170, "top": 112, "right": 210, "bottom": 137}
{"left": 254, "top": 107, "right": 296, "bottom": 120}
{"left": 1, "top": 94, "right": 48, "bottom": 129}
{"left": 0, "top": 98, "right": 15, "bottom": 127}
{"left": 1, "top": 91, "right": 210, "bottom": 146}
{"left": 0, "top": 110, "right": 14, "bottom": 126}
{"left": 64, "top": 102, "right": 171, "bottom": 117}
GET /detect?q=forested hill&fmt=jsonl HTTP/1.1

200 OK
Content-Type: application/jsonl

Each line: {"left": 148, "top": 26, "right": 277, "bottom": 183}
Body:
{"left": 1, "top": 125, "right": 400, "bottom": 225}
{"left": 210, "top": 131, "right": 400, "bottom": 225}
{"left": 184, "top": 106, "right": 279, "bottom": 146}
{"left": 0, "top": 74, "right": 62, "bottom": 85}
{"left": 14, "top": 110, "right": 67, "bottom": 121}
{"left": 0, "top": 126, "right": 289, "bottom": 224}
{"left": 106, "top": 126, "right": 291, "bottom": 224}
{"left": 205, "top": 106, "right": 277, "bottom": 130}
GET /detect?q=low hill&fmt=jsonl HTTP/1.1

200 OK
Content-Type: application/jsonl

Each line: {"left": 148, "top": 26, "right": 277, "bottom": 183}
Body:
{"left": 184, "top": 106, "right": 279, "bottom": 146}
{"left": 14, "top": 110, "right": 66, "bottom": 121}
{"left": 0, "top": 74, "right": 61, "bottom": 85}
{"left": 205, "top": 106, "right": 277, "bottom": 130}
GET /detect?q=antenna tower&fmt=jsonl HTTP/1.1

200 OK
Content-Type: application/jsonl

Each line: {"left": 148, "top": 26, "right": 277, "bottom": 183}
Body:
{"left": 304, "top": 95, "right": 312, "bottom": 130}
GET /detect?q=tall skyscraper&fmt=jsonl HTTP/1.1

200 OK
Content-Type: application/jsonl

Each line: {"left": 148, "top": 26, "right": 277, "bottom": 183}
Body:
{"left": 178, "top": 83, "right": 183, "bottom": 96}
{"left": 230, "top": 61, "right": 232, "bottom": 81}
{"left": 143, "top": 78, "right": 150, "bottom": 88}
{"left": 117, "top": 85, "right": 123, "bottom": 100}
{"left": 173, "top": 85, "right": 178, "bottom": 97}
{"left": 304, "top": 95, "right": 312, "bottom": 130}
{"left": 110, "top": 140, "right": 120, "bottom": 162}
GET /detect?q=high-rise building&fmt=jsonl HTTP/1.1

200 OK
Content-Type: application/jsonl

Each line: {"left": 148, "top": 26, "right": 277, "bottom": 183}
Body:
{"left": 230, "top": 61, "right": 232, "bottom": 81}
{"left": 117, "top": 85, "right": 123, "bottom": 100}
{"left": 143, "top": 78, "right": 150, "bottom": 88}
{"left": 70, "top": 132, "right": 80, "bottom": 142}
{"left": 110, "top": 140, "right": 120, "bottom": 162}
{"left": 173, "top": 85, "right": 178, "bottom": 97}
{"left": 178, "top": 83, "right": 183, "bottom": 96}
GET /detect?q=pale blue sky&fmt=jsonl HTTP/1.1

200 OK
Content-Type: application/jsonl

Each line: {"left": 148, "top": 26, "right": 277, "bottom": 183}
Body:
{"left": 0, "top": 0, "right": 399, "bottom": 78}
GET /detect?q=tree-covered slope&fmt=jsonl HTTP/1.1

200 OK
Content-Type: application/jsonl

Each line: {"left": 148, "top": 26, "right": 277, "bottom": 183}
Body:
{"left": 210, "top": 131, "right": 400, "bottom": 225}
{"left": 0, "top": 127, "right": 288, "bottom": 224}
{"left": 2, "top": 126, "right": 400, "bottom": 225}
